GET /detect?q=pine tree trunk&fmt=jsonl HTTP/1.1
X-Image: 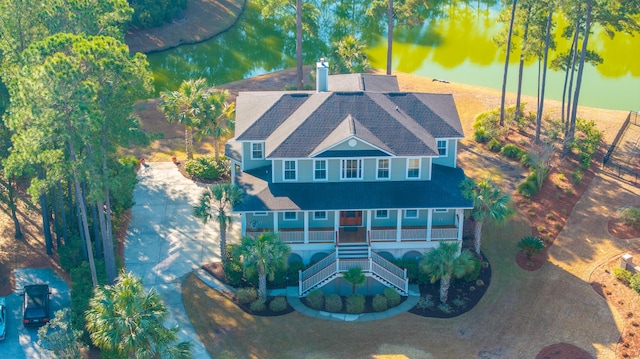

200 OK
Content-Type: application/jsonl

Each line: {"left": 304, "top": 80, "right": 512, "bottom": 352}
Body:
{"left": 38, "top": 169, "right": 53, "bottom": 255}
{"left": 91, "top": 203, "right": 103, "bottom": 259}
{"left": 57, "top": 182, "right": 69, "bottom": 242}
{"left": 569, "top": 0, "right": 592, "bottom": 139}
{"left": 7, "top": 177, "right": 23, "bottom": 239}
{"left": 536, "top": 7, "right": 554, "bottom": 143}
{"left": 101, "top": 127, "right": 117, "bottom": 284}
{"left": 499, "top": 0, "right": 518, "bottom": 126}
{"left": 296, "top": 0, "right": 303, "bottom": 90}
{"left": 515, "top": 21, "right": 530, "bottom": 118}
{"left": 387, "top": 0, "right": 393, "bottom": 75}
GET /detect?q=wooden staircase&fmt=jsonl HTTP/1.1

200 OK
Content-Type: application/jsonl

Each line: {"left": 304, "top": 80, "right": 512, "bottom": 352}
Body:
{"left": 298, "top": 244, "right": 408, "bottom": 297}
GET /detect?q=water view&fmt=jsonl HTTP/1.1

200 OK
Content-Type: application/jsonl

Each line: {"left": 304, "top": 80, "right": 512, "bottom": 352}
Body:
{"left": 146, "top": 0, "right": 639, "bottom": 111}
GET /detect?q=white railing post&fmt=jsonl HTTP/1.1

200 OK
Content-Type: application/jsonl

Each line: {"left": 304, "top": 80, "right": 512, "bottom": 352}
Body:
{"left": 298, "top": 270, "right": 302, "bottom": 296}
{"left": 404, "top": 268, "right": 408, "bottom": 293}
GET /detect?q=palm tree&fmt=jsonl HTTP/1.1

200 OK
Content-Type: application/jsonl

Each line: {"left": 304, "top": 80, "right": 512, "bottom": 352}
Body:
{"left": 193, "top": 182, "right": 243, "bottom": 264}
{"left": 234, "top": 232, "right": 291, "bottom": 302}
{"left": 517, "top": 236, "right": 545, "bottom": 260}
{"left": 461, "top": 177, "right": 514, "bottom": 255}
{"left": 195, "top": 89, "right": 235, "bottom": 161}
{"left": 159, "top": 78, "right": 209, "bottom": 160}
{"left": 342, "top": 266, "right": 366, "bottom": 294}
{"left": 85, "top": 271, "right": 192, "bottom": 358}
{"left": 420, "top": 242, "right": 475, "bottom": 303}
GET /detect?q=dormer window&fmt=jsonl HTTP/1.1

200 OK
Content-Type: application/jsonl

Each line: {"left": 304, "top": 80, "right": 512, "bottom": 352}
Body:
{"left": 251, "top": 142, "right": 264, "bottom": 159}
{"left": 407, "top": 158, "right": 420, "bottom": 179}
{"left": 437, "top": 140, "right": 447, "bottom": 156}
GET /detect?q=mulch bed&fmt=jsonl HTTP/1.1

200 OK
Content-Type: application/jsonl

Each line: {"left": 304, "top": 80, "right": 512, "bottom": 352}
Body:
{"left": 301, "top": 294, "right": 408, "bottom": 314}
{"left": 590, "top": 249, "right": 640, "bottom": 359}
{"left": 608, "top": 216, "right": 640, "bottom": 240}
{"left": 535, "top": 343, "right": 594, "bottom": 359}
{"left": 173, "top": 159, "right": 230, "bottom": 184}
{"left": 202, "top": 261, "right": 294, "bottom": 317}
{"left": 516, "top": 250, "right": 548, "bottom": 272}
{"left": 409, "top": 256, "right": 492, "bottom": 318}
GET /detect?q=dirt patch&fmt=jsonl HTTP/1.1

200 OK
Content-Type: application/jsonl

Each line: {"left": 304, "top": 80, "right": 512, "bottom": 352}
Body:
{"left": 608, "top": 216, "right": 640, "bottom": 240}
{"left": 590, "top": 249, "right": 640, "bottom": 359}
{"left": 535, "top": 343, "right": 594, "bottom": 359}
{"left": 125, "top": 0, "right": 246, "bottom": 54}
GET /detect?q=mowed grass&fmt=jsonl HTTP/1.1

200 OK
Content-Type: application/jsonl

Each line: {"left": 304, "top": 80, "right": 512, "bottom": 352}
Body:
{"left": 182, "top": 214, "right": 533, "bottom": 359}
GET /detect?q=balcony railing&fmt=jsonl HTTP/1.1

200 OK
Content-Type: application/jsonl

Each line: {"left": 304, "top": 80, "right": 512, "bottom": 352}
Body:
{"left": 369, "top": 226, "right": 458, "bottom": 242}
{"left": 246, "top": 229, "right": 335, "bottom": 244}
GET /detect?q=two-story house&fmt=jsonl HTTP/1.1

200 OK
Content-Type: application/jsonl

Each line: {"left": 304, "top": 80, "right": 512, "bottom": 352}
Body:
{"left": 226, "top": 60, "right": 472, "bottom": 297}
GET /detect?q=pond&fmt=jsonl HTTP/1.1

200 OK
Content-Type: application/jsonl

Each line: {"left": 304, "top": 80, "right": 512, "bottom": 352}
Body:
{"left": 146, "top": 0, "right": 639, "bottom": 111}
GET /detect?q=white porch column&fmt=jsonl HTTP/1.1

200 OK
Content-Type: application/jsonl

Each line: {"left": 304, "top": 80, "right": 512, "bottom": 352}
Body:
{"left": 366, "top": 210, "right": 372, "bottom": 241}
{"left": 396, "top": 210, "right": 402, "bottom": 242}
{"left": 427, "top": 209, "right": 433, "bottom": 241}
{"left": 334, "top": 211, "right": 340, "bottom": 244}
{"left": 303, "top": 211, "right": 309, "bottom": 244}
{"left": 273, "top": 212, "right": 279, "bottom": 233}
{"left": 241, "top": 213, "right": 246, "bottom": 236}
{"left": 456, "top": 209, "right": 464, "bottom": 240}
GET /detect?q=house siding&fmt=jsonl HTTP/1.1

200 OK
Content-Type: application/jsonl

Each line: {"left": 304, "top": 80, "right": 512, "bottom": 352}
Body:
{"left": 432, "top": 209, "right": 456, "bottom": 226}
{"left": 242, "top": 143, "right": 270, "bottom": 171}
{"left": 432, "top": 139, "right": 457, "bottom": 167}
{"left": 328, "top": 139, "right": 378, "bottom": 152}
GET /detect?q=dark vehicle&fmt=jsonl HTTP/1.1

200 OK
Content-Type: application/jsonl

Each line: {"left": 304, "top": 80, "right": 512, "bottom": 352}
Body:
{"left": 21, "top": 284, "right": 50, "bottom": 327}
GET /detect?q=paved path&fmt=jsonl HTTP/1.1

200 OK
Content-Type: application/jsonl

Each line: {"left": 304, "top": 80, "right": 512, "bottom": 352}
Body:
{"left": 125, "top": 162, "right": 240, "bottom": 359}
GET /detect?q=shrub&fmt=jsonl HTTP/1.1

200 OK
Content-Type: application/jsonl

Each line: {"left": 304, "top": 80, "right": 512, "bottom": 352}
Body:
{"left": 613, "top": 267, "right": 633, "bottom": 285}
{"left": 58, "top": 235, "right": 83, "bottom": 271}
{"left": 620, "top": 207, "right": 640, "bottom": 229}
{"left": 268, "top": 266, "right": 287, "bottom": 289}
{"left": 346, "top": 294, "right": 365, "bottom": 314}
{"left": 416, "top": 295, "right": 435, "bottom": 312}
{"left": 184, "top": 156, "right": 225, "bottom": 180}
{"left": 500, "top": 144, "right": 524, "bottom": 159}
{"left": 384, "top": 287, "right": 401, "bottom": 308}
{"left": 236, "top": 288, "right": 258, "bottom": 304}
{"left": 572, "top": 169, "right": 583, "bottom": 185}
{"left": 486, "top": 138, "right": 502, "bottom": 152}
{"left": 630, "top": 274, "right": 640, "bottom": 294}
{"left": 517, "top": 236, "right": 545, "bottom": 259}
{"left": 223, "top": 260, "right": 244, "bottom": 288}
{"left": 437, "top": 303, "right": 453, "bottom": 314}
{"left": 286, "top": 261, "right": 305, "bottom": 286}
{"left": 451, "top": 296, "right": 467, "bottom": 309}
{"left": 519, "top": 151, "right": 534, "bottom": 168}
{"left": 130, "top": 0, "right": 188, "bottom": 29}
{"left": 268, "top": 296, "right": 288, "bottom": 312}
{"left": 517, "top": 173, "right": 539, "bottom": 197}
{"left": 474, "top": 128, "right": 490, "bottom": 143}
{"left": 391, "top": 259, "right": 420, "bottom": 283}
{"left": 305, "top": 289, "right": 324, "bottom": 310}
{"left": 250, "top": 300, "right": 266, "bottom": 312}
{"left": 463, "top": 256, "right": 482, "bottom": 282}
{"left": 324, "top": 294, "right": 343, "bottom": 312}
{"left": 372, "top": 294, "right": 388, "bottom": 312}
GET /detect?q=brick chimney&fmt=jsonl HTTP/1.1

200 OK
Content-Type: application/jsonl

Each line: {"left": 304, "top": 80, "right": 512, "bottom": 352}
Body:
{"left": 316, "top": 58, "right": 329, "bottom": 92}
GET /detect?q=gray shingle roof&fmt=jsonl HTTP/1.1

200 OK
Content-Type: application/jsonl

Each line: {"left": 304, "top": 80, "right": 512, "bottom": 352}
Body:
{"left": 234, "top": 164, "right": 472, "bottom": 212}
{"left": 234, "top": 74, "right": 464, "bottom": 159}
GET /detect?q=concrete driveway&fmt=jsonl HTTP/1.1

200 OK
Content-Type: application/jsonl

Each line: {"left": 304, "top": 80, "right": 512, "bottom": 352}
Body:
{"left": 125, "top": 162, "right": 239, "bottom": 359}
{"left": 1, "top": 268, "right": 70, "bottom": 359}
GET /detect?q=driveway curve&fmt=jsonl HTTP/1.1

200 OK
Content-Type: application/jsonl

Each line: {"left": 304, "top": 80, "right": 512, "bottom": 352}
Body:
{"left": 125, "top": 162, "right": 239, "bottom": 359}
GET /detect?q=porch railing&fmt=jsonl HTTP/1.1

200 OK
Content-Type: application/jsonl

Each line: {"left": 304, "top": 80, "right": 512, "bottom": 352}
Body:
{"left": 431, "top": 227, "right": 458, "bottom": 240}
{"left": 299, "top": 249, "right": 408, "bottom": 297}
{"left": 369, "top": 226, "right": 459, "bottom": 241}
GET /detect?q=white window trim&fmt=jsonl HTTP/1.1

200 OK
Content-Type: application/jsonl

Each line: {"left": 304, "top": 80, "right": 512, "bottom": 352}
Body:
{"left": 313, "top": 159, "right": 328, "bottom": 181}
{"left": 313, "top": 211, "right": 327, "bottom": 220}
{"left": 404, "top": 209, "right": 419, "bottom": 219}
{"left": 376, "top": 158, "right": 390, "bottom": 180}
{"left": 406, "top": 157, "right": 421, "bottom": 179}
{"left": 283, "top": 212, "right": 298, "bottom": 221}
{"left": 283, "top": 160, "right": 297, "bottom": 181}
{"left": 375, "top": 209, "right": 389, "bottom": 219}
{"left": 437, "top": 140, "right": 447, "bottom": 156}
{"left": 253, "top": 212, "right": 268, "bottom": 216}
{"left": 434, "top": 209, "right": 448, "bottom": 213}
{"left": 341, "top": 158, "right": 363, "bottom": 180}
{"left": 251, "top": 142, "right": 264, "bottom": 160}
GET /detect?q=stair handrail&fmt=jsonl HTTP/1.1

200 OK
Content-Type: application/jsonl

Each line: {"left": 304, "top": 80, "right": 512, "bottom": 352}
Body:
{"left": 300, "top": 251, "right": 337, "bottom": 281}
{"left": 371, "top": 251, "right": 406, "bottom": 279}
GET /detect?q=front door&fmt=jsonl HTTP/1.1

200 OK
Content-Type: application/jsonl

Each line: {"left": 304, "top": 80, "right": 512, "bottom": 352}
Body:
{"left": 340, "top": 211, "right": 362, "bottom": 226}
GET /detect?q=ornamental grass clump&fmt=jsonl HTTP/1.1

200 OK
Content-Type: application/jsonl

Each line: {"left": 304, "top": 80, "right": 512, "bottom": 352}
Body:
{"left": 305, "top": 289, "right": 324, "bottom": 310}
{"left": 324, "top": 294, "right": 342, "bottom": 312}
{"left": 236, "top": 288, "right": 257, "bottom": 304}
{"left": 346, "top": 294, "right": 365, "bottom": 314}
{"left": 383, "top": 287, "right": 401, "bottom": 308}
{"left": 372, "top": 294, "right": 388, "bottom": 312}
{"left": 268, "top": 296, "right": 288, "bottom": 312}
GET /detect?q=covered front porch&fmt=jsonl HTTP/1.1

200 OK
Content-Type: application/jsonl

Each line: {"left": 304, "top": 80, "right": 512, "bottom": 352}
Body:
{"left": 242, "top": 208, "right": 465, "bottom": 244}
